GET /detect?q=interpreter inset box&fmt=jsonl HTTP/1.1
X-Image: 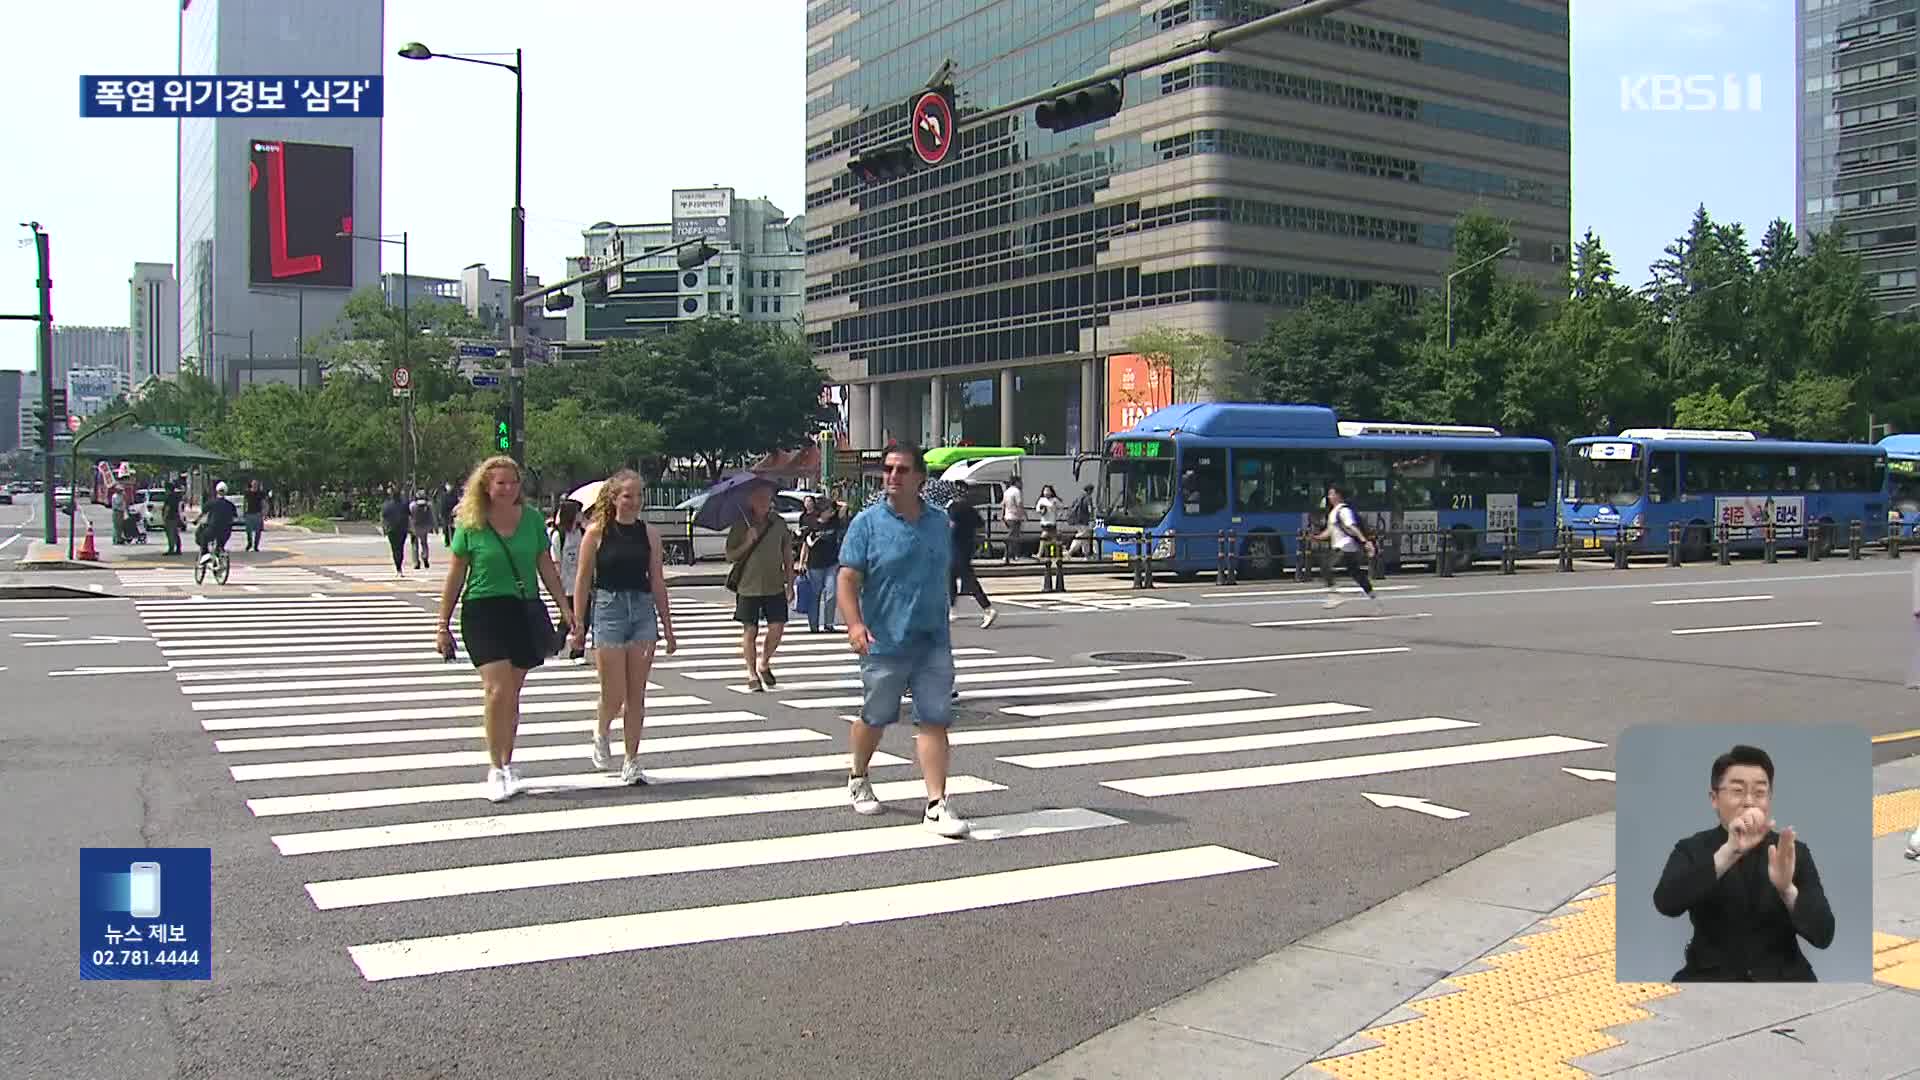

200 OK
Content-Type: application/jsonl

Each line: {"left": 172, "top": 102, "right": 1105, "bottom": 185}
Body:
{"left": 1614, "top": 724, "right": 1871, "bottom": 983}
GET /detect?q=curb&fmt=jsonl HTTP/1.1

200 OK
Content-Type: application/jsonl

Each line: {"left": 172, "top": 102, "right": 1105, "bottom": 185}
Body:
{"left": 0, "top": 584, "right": 112, "bottom": 599}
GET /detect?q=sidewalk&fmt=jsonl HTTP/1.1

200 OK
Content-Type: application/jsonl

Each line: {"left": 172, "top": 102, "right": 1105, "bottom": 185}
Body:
{"left": 1023, "top": 756, "right": 1920, "bottom": 1080}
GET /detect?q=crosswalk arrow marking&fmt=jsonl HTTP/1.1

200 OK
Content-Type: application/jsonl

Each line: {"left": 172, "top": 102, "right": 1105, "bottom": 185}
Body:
{"left": 1361, "top": 793, "right": 1470, "bottom": 820}
{"left": 1562, "top": 767, "right": 1616, "bottom": 782}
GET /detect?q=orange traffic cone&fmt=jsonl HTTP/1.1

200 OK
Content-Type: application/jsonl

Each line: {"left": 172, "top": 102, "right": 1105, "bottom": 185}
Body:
{"left": 78, "top": 522, "right": 100, "bottom": 562}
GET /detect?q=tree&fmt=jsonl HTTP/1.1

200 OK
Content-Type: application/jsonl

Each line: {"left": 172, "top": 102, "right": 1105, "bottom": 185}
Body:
{"left": 1243, "top": 292, "right": 1412, "bottom": 418}
{"left": 1671, "top": 384, "right": 1763, "bottom": 431}
{"left": 313, "top": 286, "right": 493, "bottom": 401}
{"left": 524, "top": 397, "right": 663, "bottom": 495}
{"left": 1123, "top": 326, "right": 1241, "bottom": 403}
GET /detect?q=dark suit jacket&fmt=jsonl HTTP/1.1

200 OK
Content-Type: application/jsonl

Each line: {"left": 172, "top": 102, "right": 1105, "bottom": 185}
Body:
{"left": 1652, "top": 825, "right": 1835, "bottom": 981}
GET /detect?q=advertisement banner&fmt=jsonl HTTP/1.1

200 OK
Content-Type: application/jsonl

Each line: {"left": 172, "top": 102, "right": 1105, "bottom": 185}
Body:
{"left": 66, "top": 368, "right": 119, "bottom": 419}
{"left": 1400, "top": 509, "right": 1440, "bottom": 555}
{"left": 1106, "top": 353, "right": 1172, "bottom": 435}
{"left": 671, "top": 187, "right": 734, "bottom": 242}
{"left": 1486, "top": 492, "right": 1519, "bottom": 536}
{"left": 248, "top": 139, "right": 355, "bottom": 288}
{"left": 1714, "top": 495, "right": 1805, "bottom": 538}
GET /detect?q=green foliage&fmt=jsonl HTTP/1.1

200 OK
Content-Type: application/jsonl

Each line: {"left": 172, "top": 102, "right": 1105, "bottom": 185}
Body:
{"left": 1123, "top": 326, "right": 1240, "bottom": 403}
{"left": 1233, "top": 206, "right": 1908, "bottom": 442}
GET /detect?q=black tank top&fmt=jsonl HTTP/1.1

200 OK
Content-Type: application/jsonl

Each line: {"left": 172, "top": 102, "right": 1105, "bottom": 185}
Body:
{"left": 595, "top": 518, "right": 653, "bottom": 592}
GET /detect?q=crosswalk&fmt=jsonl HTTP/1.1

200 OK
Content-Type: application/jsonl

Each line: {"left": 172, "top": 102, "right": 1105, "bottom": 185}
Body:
{"left": 115, "top": 566, "right": 334, "bottom": 589}
{"left": 131, "top": 592, "right": 1609, "bottom": 983}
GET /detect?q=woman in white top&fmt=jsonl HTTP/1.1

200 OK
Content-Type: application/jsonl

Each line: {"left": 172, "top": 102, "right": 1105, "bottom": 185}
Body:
{"left": 552, "top": 500, "right": 587, "bottom": 661}
{"left": 1035, "top": 485, "right": 1062, "bottom": 556}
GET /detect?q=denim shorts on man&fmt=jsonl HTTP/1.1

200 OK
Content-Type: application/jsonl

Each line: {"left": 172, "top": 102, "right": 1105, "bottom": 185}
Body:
{"left": 592, "top": 588, "right": 659, "bottom": 646}
{"left": 858, "top": 634, "right": 954, "bottom": 727}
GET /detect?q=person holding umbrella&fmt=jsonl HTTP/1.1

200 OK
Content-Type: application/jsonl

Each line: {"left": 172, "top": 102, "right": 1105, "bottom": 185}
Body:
{"left": 723, "top": 479, "right": 794, "bottom": 691}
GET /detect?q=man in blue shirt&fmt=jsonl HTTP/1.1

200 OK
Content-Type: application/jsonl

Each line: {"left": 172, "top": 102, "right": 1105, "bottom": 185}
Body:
{"left": 837, "top": 446, "right": 970, "bottom": 838}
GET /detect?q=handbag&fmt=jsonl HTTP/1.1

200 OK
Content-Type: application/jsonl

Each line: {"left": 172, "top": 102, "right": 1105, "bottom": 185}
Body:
{"left": 486, "top": 519, "right": 562, "bottom": 658}
{"left": 726, "top": 518, "right": 778, "bottom": 593}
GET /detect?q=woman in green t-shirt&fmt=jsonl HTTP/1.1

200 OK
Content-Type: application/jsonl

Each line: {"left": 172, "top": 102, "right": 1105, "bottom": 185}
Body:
{"left": 436, "top": 455, "right": 572, "bottom": 804}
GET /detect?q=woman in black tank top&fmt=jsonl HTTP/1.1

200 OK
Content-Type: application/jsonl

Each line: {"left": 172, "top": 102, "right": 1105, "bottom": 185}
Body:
{"left": 567, "top": 470, "right": 679, "bottom": 786}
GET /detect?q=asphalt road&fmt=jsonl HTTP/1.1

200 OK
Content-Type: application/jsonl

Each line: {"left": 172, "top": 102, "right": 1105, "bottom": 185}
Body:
{"left": 2, "top": 555, "right": 1915, "bottom": 1080}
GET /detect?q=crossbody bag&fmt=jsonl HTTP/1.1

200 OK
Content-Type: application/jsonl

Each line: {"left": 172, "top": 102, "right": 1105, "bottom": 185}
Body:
{"left": 486, "top": 518, "right": 562, "bottom": 658}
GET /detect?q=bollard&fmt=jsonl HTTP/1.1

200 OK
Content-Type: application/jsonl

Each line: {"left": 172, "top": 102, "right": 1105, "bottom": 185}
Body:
{"left": 1667, "top": 523, "right": 1682, "bottom": 568}
{"left": 1808, "top": 521, "right": 1824, "bottom": 562}
{"left": 1437, "top": 529, "right": 1454, "bottom": 578}
{"left": 1130, "top": 540, "right": 1146, "bottom": 589}
{"left": 1892, "top": 526, "right": 1903, "bottom": 560}
{"left": 1143, "top": 542, "right": 1156, "bottom": 587}
{"left": 1042, "top": 539, "right": 1066, "bottom": 592}
{"left": 1558, "top": 526, "right": 1574, "bottom": 572}
{"left": 1849, "top": 519, "right": 1863, "bottom": 560}
{"left": 1717, "top": 522, "right": 1732, "bottom": 565}
{"left": 1225, "top": 531, "right": 1239, "bottom": 586}
{"left": 1763, "top": 522, "right": 1777, "bottom": 564}
{"left": 1214, "top": 532, "right": 1227, "bottom": 585}
{"left": 1294, "top": 529, "right": 1312, "bottom": 582}
{"left": 1613, "top": 524, "right": 1630, "bottom": 570}
{"left": 1499, "top": 527, "right": 1517, "bottom": 575}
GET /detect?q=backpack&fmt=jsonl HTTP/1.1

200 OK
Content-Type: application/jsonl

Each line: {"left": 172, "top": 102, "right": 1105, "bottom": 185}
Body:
{"left": 1333, "top": 504, "right": 1374, "bottom": 544}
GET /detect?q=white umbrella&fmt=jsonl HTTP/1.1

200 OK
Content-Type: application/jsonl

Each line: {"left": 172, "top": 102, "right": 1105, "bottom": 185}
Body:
{"left": 566, "top": 480, "right": 603, "bottom": 509}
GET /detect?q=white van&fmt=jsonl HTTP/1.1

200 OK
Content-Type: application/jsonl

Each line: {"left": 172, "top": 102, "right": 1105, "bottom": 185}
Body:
{"left": 939, "top": 455, "right": 1083, "bottom": 558}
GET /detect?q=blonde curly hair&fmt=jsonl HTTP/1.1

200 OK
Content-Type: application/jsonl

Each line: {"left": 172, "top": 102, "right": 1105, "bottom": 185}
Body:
{"left": 455, "top": 455, "right": 522, "bottom": 532}
{"left": 591, "top": 469, "right": 643, "bottom": 527}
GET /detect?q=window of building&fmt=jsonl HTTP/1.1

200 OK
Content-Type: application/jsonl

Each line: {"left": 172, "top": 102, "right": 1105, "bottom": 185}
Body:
{"left": 773, "top": 297, "right": 783, "bottom": 313}
{"left": 773, "top": 271, "right": 783, "bottom": 288}
{"left": 760, "top": 271, "right": 770, "bottom": 289}
{"left": 726, "top": 271, "right": 735, "bottom": 285}
{"left": 759, "top": 297, "right": 769, "bottom": 313}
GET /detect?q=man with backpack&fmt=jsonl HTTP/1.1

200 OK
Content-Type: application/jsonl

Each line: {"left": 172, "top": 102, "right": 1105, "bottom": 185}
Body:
{"left": 1321, "top": 483, "right": 1382, "bottom": 611}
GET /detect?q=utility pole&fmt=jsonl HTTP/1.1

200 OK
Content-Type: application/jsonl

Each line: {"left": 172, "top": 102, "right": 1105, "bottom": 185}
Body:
{"left": 34, "top": 226, "right": 54, "bottom": 544}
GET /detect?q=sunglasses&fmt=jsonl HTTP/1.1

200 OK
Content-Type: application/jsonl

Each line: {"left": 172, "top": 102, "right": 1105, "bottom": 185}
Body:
{"left": 881, "top": 465, "right": 919, "bottom": 475}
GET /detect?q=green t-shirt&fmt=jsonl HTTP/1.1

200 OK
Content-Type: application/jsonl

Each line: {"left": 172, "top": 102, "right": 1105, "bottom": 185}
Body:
{"left": 451, "top": 504, "right": 549, "bottom": 600}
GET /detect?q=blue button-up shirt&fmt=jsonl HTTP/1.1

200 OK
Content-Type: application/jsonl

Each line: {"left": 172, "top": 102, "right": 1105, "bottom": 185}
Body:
{"left": 838, "top": 497, "right": 952, "bottom": 656}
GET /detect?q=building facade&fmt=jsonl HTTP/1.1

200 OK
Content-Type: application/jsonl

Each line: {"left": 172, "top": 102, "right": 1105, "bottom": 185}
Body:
{"left": 565, "top": 193, "right": 807, "bottom": 342}
{"left": 52, "top": 327, "right": 132, "bottom": 415}
{"left": 177, "top": 0, "right": 384, "bottom": 392}
{"left": 1798, "top": 0, "right": 1919, "bottom": 312}
{"left": 129, "top": 263, "right": 182, "bottom": 389}
{"left": 805, "top": 0, "right": 1571, "bottom": 452}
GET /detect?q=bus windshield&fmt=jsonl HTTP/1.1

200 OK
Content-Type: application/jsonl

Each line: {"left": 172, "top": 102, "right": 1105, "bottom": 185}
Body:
{"left": 1892, "top": 461, "right": 1920, "bottom": 514}
{"left": 1103, "top": 456, "right": 1176, "bottom": 527}
{"left": 1565, "top": 454, "right": 1642, "bottom": 507}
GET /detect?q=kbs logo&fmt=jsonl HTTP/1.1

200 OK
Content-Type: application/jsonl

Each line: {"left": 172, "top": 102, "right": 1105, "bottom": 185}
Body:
{"left": 1619, "top": 74, "right": 1762, "bottom": 112}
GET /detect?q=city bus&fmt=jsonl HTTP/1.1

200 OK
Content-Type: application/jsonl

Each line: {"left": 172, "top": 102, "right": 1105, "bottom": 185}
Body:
{"left": 1562, "top": 429, "right": 1888, "bottom": 559}
{"left": 1882, "top": 434, "right": 1920, "bottom": 538}
{"left": 1091, "top": 403, "right": 1558, "bottom": 576}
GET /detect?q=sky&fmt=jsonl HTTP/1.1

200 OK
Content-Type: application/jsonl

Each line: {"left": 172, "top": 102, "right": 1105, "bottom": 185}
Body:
{"left": 0, "top": 0, "right": 1793, "bottom": 372}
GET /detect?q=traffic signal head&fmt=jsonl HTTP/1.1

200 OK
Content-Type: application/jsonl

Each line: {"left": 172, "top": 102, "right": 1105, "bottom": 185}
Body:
{"left": 48, "top": 387, "right": 67, "bottom": 419}
{"left": 676, "top": 242, "right": 720, "bottom": 271}
{"left": 493, "top": 407, "right": 511, "bottom": 453}
{"left": 1035, "top": 82, "right": 1123, "bottom": 133}
{"left": 847, "top": 144, "right": 919, "bottom": 184}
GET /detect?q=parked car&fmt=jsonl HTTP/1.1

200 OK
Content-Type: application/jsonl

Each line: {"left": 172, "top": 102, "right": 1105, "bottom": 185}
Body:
{"left": 0, "top": 489, "right": 12, "bottom": 505}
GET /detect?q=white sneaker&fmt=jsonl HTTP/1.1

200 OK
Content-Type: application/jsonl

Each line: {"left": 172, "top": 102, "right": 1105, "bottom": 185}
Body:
{"left": 483, "top": 767, "right": 511, "bottom": 803}
{"left": 620, "top": 757, "right": 648, "bottom": 786}
{"left": 1370, "top": 596, "right": 1386, "bottom": 613}
{"left": 502, "top": 763, "right": 526, "bottom": 794}
{"left": 1907, "top": 825, "right": 1919, "bottom": 860}
{"left": 590, "top": 733, "right": 612, "bottom": 770}
{"left": 1322, "top": 595, "right": 1345, "bottom": 610}
{"left": 849, "top": 774, "right": 882, "bottom": 815}
{"left": 981, "top": 608, "right": 997, "bottom": 629}
{"left": 925, "top": 800, "right": 970, "bottom": 838}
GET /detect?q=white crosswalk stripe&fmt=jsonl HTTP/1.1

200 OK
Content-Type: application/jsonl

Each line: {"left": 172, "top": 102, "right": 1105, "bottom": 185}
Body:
{"left": 129, "top": 593, "right": 1604, "bottom": 983}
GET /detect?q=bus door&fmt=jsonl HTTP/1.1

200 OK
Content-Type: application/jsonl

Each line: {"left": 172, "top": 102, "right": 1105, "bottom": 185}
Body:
{"left": 1174, "top": 446, "right": 1228, "bottom": 567}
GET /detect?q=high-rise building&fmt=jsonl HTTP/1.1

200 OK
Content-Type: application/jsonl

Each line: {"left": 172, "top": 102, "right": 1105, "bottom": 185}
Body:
{"left": 177, "top": 0, "right": 384, "bottom": 393}
{"left": 129, "top": 263, "right": 182, "bottom": 389}
{"left": 564, "top": 192, "right": 806, "bottom": 342}
{"left": 52, "top": 327, "right": 132, "bottom": 415}
{"left": 1797, "top": 0, "right": 1918, "bottom": 312}
{"left": 805, "top": 0, "right": 1571, "bottom": 451}
{"left": 0, "top": 370, "right": 21, "bottom": 452}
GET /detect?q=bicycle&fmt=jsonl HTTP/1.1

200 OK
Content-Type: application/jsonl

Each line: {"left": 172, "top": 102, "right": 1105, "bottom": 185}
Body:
{"left": 195, "top": 540, "right": 231, "bottom": 586}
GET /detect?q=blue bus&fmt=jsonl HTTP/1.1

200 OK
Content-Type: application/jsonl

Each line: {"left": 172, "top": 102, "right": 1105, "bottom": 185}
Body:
{"left": 1092, "top": 403, "right": 1558, "bottom": 576}
{"left": 1882, "top": 434, "right": 1920, "bottom": 538}
{"left": 1562, "top": 429, "right": 1888, "bottom": 558}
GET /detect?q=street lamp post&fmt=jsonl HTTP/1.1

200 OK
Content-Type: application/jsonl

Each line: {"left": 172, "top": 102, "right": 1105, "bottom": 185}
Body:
{"left": 209, "top": 330, "right": 254, "bottom": 392}
{"left": 2, "top": 223, "right": 56, "bottom": 541}
{"left": 252, "top": 287, "right": 307, "bottom": 389}
{"left": 1445, "top": 245, "right": 1513, "bottom": 350}
{"left": 341, "top": 229, "right": 414, "bottom": 489}
{"left": 400, "top": 42, "right": 525, "bottom": 463}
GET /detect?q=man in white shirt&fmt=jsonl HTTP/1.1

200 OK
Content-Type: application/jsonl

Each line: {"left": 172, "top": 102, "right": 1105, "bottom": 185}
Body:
{"left": 1000, "top": 478, "right": 1025, "bottom": 565}
{"left": 1321, "top": 484, "right": 1382, "bottom": 611}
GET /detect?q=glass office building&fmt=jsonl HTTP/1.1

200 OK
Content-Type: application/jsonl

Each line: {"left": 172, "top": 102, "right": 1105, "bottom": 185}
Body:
{"left": 1799, "top": 0, "right": 1920, "bottom": 312}
{"left": 804, "top": 0, "right": 1570, "bottom": 452}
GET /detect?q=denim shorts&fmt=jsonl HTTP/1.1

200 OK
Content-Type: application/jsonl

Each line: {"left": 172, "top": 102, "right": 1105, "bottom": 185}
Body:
{"left": 592, "top": 588, "right": 659, "bottom": 647}
{"left": 858, "top": 636, "right": 955, "bottom": 727}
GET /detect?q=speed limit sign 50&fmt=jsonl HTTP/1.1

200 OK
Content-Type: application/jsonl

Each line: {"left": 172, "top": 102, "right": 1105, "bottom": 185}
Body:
{"left": 392, "top": 367, "right": 411, "bottom": 390}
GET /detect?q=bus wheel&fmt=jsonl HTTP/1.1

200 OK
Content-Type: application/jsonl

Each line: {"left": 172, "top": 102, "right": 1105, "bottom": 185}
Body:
{"left": 1244, "top": 534, "right": 1278, "bottom": 578}
{"left": 1449, "top": 527, "right": 1478, "bottom": 573}
{"left": 1681, "top": 522, "right": 1710, "bottom": 563}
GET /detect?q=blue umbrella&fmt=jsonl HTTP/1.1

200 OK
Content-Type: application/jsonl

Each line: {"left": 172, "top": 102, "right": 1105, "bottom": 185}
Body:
{"left": 690, "top": 471, "right": 779, "bottom": 531}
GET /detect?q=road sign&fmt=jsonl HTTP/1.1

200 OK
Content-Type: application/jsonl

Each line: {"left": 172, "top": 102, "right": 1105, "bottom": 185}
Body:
{"left": 391, "top": 387, "right": 411, "bottom": 399}
{"left": 911, "top": 88, "right": 955, "bottom": 166}
{"left": 456, "top": 341, "right": 503, "bottom": 359}
{"left": 391, "top": 366, "right": 411, "bottom": 390}
{"left": 470, "top": 373, "right": 500, "bottom": 388}
{"left": 154, "top": 424, "right": 187, "bottom": 440}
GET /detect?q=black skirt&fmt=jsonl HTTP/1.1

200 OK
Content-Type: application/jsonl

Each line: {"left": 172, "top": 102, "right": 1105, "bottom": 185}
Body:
{"left": 461, "top": 595, "right": 547, "bottom": 671}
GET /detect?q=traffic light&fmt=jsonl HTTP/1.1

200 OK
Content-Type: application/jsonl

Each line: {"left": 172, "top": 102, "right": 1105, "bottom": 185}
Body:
{"left": 493, "top": 406, "right": 511, "bottom": 454}
{"left": 26, "top": 405, "right": 45, "bottom": 447}
{"left": 48, "top": 388, "right": 67, "bottom": 426}
{"left": 847, "top": 143, "right": 919, "bottom": 184}
{"left": 1035, "top": 82, "right": 1123, "bottom": 133}
{"left": 848, "top": 85, "right": 956, "bottom": 185}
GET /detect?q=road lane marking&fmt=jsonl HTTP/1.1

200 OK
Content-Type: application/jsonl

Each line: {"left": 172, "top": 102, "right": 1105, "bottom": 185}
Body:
{"left": 1002, "top": 689, "right": 1271, "bottom": 717}
{"left": 261, "top": 759, "right": 943, "bottom": 829}
{"left": 178, "top": 669, "right": 644, "bottom": 695}
{"left": 199, "top": 695, "right": 712, "bottom": 731}
{"left": 759, "top": 664, "right": 1131, "bottom": 693}
{"left": 1251, "top": 614, "right": 1432, "bottom": 627}
{"left": 1102, "top": 735, "right": 1607, "bottom": 797}
{"left": 1669, "top": 621, "right": 1822, "bottom": 636}
{"left": 847, "top": 702, "right": 1371, "bottom": 747}
{"left": 212, "top": 710, "right": 766, "bottom": 752}
{"left": 345, "top": 846, "right": 1274, "bottom": 981}
{"left": 1002, "top": 717, "right": 1476, "bottom": 769}
{"left": 191, "top": 681, "right": 672, "bottom": 712}
{"left": 306, "top": 808, "right": 1123, "bottom": 910}
{"left": 1196, "top": 570, "right": 1906, "bottom": 610}
{"left": 782, "top": 677, "right": 1189, "bottom": 710}
{"left": 1650, "top": 595, "right": 1772, "bottom": 606}
{"left": 1109, "top": 648, "right": 1410, "bottom": 671}
{"left": 1204, "top": 585, "right": 1418, "bottom": 598}
{"left": 228, "top": 728, "right": 826, "bottom": 781}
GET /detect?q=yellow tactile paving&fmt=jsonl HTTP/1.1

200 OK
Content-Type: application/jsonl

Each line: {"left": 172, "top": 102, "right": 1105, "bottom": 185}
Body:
{"left": 1873, "top": 788, "right": 1920, "bottom": 838}
{"left": 1877, "top": 933, "right": 1920, "bottom": 990}
{"left": 1311, "top": 884, "right": 1680, "bottom": 1080}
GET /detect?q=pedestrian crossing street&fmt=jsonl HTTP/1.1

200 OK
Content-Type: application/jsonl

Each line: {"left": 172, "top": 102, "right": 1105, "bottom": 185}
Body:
{"left": 132, "top": 593, "right": 1609, "bottom": 983}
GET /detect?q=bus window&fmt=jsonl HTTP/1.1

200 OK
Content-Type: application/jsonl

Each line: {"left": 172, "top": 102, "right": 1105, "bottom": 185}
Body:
{"left": 1330, "top": 450, "right": 1389, "bottom": 508}
{"left": 1648, "top": 451, "right": 1678, "bottom": 503}
{"left": 1181, "top": 450, "right": 1228, "bottom": 516}
{"left": 1390, "top": 453, "right": 1439, "bottom": 511}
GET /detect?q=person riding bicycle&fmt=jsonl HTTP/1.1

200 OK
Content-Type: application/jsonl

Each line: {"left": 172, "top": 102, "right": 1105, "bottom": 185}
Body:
{"left": 195, "top": 482, "right": 239, "bottom": 563}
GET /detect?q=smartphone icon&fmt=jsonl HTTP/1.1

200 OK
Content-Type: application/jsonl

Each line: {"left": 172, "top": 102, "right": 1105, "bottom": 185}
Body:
{"left": 128, "top": 862, "right": 162, "bottom": 919}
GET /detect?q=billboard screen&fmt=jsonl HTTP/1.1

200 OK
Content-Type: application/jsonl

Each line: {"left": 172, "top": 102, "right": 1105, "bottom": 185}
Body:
{"left": 66, "top": 368, "right": 120, "bottom": 419}
{"left": 248, "top": 139, "right": 355, "bottom": 288}
{"left": 1106, "top": 353, "right": 1172, "bottom": 435}
{"left": 672, "top": 187, "right": 733, "bottom": 242}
